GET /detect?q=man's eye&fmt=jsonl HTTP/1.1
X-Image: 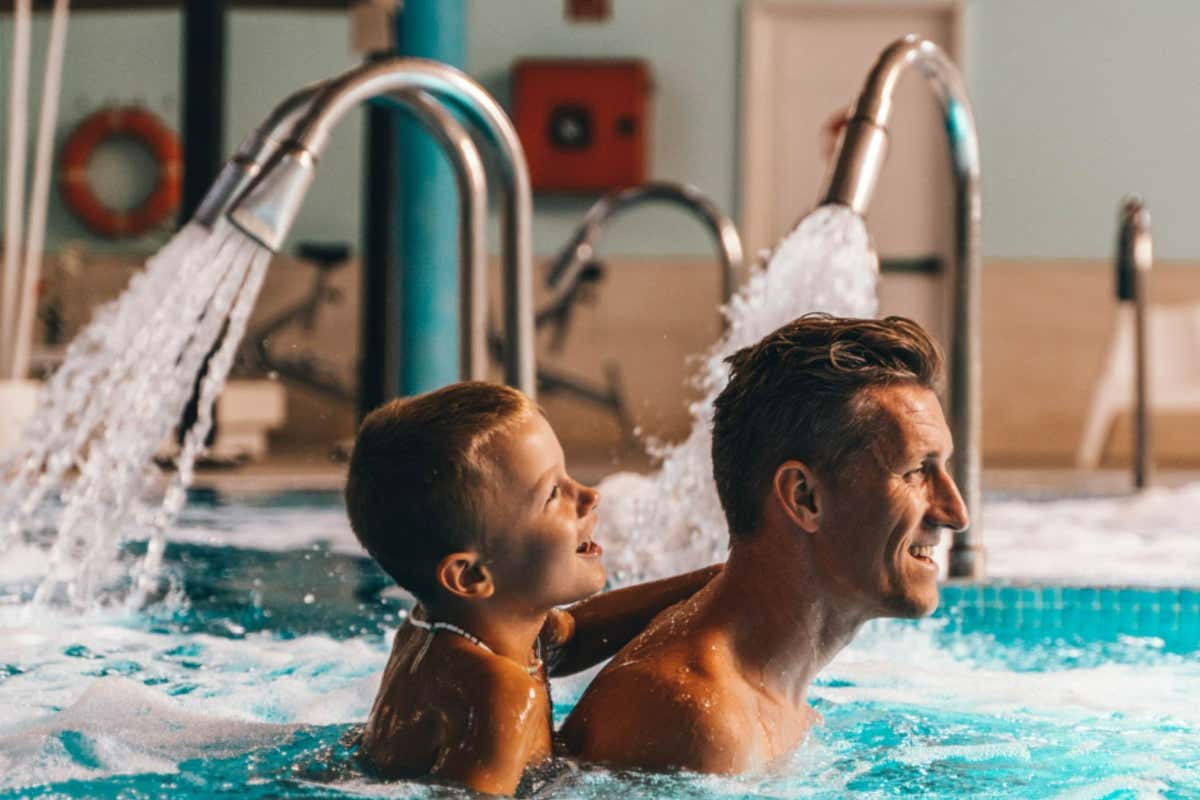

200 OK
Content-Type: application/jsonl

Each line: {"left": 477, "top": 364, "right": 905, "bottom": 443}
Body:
{"left": 546, "top": 484, "right": 559, "bottom": 504}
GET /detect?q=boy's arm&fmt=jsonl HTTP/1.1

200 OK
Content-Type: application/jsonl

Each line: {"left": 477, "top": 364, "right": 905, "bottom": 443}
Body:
{"left": 430, "top": 671, "right": 543, "bottom": 796}
{"left": 542, "top": 563, "right": 722, "bottom": 676}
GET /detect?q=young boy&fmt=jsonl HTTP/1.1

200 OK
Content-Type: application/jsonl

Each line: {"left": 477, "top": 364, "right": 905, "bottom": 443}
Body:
{"left": 345, "top": 381, "right": 719, "bottom": 795}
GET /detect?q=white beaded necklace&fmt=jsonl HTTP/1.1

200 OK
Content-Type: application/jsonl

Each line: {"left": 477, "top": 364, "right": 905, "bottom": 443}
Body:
{"left": 408, "top": 615, "right": 544, "bottom": 676}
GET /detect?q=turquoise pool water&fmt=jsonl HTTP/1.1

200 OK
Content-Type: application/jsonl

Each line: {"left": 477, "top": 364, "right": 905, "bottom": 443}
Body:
{"left": 1, "top": 491, "right": 1197, "bottom": 799}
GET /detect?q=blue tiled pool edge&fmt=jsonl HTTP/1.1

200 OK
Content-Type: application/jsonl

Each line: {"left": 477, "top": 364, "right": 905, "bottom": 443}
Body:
{"left": 936, "top": 584, "right": 1200, "bottom": 650}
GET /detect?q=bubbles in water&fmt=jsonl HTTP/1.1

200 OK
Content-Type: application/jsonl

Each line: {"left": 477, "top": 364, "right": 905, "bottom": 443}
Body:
{"left": 596, "top": 205, "right": 878, "bottom": 584}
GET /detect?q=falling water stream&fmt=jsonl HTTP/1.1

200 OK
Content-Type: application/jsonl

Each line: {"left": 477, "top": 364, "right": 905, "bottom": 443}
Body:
{"left": 0, "top": 221, "right": 272, "bottom": 611}
{"left": 597, "top": 204, "right": 878, "bottom": 585}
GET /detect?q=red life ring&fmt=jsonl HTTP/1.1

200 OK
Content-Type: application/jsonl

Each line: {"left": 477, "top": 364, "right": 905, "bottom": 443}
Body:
{"left": 59, "top": 106, "right": 182, "bottom": 238}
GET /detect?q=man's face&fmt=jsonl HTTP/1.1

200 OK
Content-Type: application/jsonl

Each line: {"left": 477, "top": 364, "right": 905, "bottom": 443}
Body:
{"left": 813, "top": 383, "right": 969, "bottom": 618}
{"left": 480, "top": 414, "right": 607, "bottom": 612}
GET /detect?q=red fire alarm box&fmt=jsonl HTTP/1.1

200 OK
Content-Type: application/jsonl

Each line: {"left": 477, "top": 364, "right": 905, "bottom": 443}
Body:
{"left": 513, "top": 59, "right": 651, "bottom": 193}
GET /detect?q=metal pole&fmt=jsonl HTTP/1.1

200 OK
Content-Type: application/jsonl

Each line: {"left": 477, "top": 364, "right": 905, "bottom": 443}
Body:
{"left": 1117, "top": 196, "right": 1153, "bottom": 489}
{"left": 180, "top": 0, "right": 225, "bottom": 223}
{"left": 393, "top": 0, "right": 465, "bottom": 396}
{"left": 360, "top": 56, "right": 395, "bottom": 418}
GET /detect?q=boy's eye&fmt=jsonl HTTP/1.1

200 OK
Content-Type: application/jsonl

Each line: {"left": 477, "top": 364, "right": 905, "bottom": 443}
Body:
{"left": 546, "top": 484, "right": 559, "bottom": 505}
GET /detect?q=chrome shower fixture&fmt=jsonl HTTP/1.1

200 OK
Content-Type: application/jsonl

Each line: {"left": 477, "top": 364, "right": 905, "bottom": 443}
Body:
{"left": 546, "top": 180, "right": 745, "bottom": 314}
{"left": 193, "top": 81, "right": 325, "bottom": 230}
{"left": 820, "top": 35, "right": 984, "bottom": 579}
{"left": 225, "top": 58, "right": 535, "bottom": 396}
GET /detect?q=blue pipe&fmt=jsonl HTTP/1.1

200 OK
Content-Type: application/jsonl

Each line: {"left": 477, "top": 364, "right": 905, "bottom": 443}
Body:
{"left": 393, "top": 0, "right": 466, "bottom": 395}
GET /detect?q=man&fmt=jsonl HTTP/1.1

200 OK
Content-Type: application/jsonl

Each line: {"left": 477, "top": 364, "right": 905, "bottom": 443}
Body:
{"left": 561, "top": 313, "right": 969, "bottom": 773}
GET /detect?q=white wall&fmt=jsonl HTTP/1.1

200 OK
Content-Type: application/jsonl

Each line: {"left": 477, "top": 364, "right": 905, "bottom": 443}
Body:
{"left": 0, "top": 8, "right": 360, "bottom": 255}
{"left": 4, "top": 1, "right": 1200, "bottom": 261}
{"left": 467, "top": 0, "right": 740, "bottom": 257}
{"left": 966, "top": 0, "right": 1200, "bottom": 260}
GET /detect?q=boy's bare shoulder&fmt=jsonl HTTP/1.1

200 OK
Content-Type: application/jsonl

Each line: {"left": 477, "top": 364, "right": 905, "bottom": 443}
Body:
{"left": 425, "top": 644, "right": 551, "bottom": 794}
{"left": 363, "top": 637, "right": 547, "bottom": 784}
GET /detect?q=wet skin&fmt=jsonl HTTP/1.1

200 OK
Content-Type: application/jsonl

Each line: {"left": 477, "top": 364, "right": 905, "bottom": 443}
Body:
{"left": 562, "top": 383, "right": 969, "bottom": 774}
{"left": 359, "top": 413, "right": 721, "bottom": 794}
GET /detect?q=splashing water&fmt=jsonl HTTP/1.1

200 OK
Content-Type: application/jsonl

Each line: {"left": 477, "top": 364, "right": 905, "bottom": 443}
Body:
{"left": 0, "top": 220, "right": 273, "bottom": 611}
{"left": 597, "top": 205, "right": 878, "bottom": 585}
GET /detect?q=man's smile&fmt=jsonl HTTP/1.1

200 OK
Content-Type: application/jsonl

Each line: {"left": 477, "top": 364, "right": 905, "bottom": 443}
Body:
{"left": 906, "top": 535, "right": 940, "bottom": 569}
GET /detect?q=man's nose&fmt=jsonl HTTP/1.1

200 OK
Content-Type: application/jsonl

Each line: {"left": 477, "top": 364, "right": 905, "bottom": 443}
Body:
{"left": 928, "top": 470, "right": 969, "bottom": 533}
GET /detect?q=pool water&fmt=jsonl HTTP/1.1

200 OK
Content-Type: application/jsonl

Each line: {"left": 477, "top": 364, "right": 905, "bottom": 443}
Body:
{"left": 1, "top": 491, "right": 1198, "bottom": 799}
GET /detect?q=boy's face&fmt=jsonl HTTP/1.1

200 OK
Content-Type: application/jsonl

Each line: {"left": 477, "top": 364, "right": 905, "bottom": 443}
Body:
{"left": 481, "top": 413, "right": 606, "bottom": 611}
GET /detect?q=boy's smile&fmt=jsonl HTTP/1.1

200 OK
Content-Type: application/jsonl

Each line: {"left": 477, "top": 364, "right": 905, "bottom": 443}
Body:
{"left": 483, "top": 413, "right": 607, "bottom": 609}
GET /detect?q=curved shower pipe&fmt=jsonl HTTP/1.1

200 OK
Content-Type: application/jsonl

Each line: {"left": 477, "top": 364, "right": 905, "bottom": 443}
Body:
{"left": 819, "top": 35, "right": 984, "bottom": 578}
{"left": 196, "top": 80, "right": 490, "bottom": 383}
{"left": 544, "top": 180, "right": 745, "bottom": 320}
{"left": 226, "top": 58, "right": 535, "bottom": 397}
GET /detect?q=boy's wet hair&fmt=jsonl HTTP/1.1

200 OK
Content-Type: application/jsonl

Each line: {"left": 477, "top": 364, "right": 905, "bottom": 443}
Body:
{"left": 345, "top": 381, "right": 535, "bottom": 602}
{"left": 711, "top": 313, "right": 943, "bottom": 538}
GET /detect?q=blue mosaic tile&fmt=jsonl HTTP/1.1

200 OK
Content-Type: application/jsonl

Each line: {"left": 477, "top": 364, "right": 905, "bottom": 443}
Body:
{"left": 935, "top": 584, "right": 1200, "bottom": 651}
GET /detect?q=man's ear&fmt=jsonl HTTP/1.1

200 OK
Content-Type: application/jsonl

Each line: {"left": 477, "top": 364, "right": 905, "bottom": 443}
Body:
{"left": 435, "top": 552, "right": 495, "bottom": 600}
{"left": 773, "top": 460, "right": 821, "bottom": 534}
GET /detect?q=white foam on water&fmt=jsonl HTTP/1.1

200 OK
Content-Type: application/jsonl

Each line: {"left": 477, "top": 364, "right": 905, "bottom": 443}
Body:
{"left": 0, "top": 676, "right": 289, "bottom": 791}
{"left": 820, "top": 621, "right": 1200, "bottom": 726}
{"left": 0, "top": 614, "right": 386, "bottom": 727}
{"left": 974, "top": 484, "right": 1200, "bottom": 585}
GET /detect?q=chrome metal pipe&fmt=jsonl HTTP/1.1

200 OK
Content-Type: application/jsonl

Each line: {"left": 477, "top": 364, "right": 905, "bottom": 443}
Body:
{"left": 193, "top": 80, "right": 326, "bottom": 229}
{"left": 1116, "top": 195, "right": 1153, "bottom": 489}
{"left": 227, "top": 57, "right": 535, "bottom": 397}
{"left": 819, "top": 35, "right": 984, "bottom": 578}
{"left": 546, "top": 181, "right": 745, "bottom": 311}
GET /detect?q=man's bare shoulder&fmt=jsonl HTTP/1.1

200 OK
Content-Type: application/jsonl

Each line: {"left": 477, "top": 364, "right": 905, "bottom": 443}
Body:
{"left": 561, "top": 629, "right": 755, "bottom": 773}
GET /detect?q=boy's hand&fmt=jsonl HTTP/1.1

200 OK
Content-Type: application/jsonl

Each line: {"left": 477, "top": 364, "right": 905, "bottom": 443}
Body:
{"left": 547, "top": 563, "right": 723, "bottom": 677}
{"left": 540, "top": 607, "right": 576, "bottom": 650}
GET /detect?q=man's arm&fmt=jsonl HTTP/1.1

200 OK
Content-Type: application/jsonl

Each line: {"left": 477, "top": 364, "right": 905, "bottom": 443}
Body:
{"left": 541, "top": 563, "right": 722, "bottom": 676}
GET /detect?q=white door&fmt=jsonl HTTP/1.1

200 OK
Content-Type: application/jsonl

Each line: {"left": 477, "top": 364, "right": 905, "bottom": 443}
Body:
{"left": 740, "top": 0, "right": 963, "bottom": 342}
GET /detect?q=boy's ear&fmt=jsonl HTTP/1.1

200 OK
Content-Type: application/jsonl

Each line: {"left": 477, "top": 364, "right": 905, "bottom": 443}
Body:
{"left": 773, "top": 460, "right": 821, "bottom": 534}
{"left": 435, "top": 552, "right": 495, "bottom": 600}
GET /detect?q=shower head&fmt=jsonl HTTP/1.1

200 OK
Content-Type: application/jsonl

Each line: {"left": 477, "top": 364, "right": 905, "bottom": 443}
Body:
{"left": 225, "top": 144, "right": 316, "bottom": 252}
{"left": 819, "top": 35, "right": 976, "bottom": 216}
{"left": 192, "top": 81, "right": 326, "bottom": 230}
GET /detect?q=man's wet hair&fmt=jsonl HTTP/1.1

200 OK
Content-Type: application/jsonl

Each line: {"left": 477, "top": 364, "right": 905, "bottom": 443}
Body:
{"left": 711, "top": 313, "right": 944, "bottom": 537}
{"left": 345, "top": 381, "right": 535, "bottom": 603}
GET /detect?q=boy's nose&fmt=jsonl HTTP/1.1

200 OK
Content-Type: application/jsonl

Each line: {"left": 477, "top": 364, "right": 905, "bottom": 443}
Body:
{"left": 578, "top": 484, "right": 599, "bottom": 515}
